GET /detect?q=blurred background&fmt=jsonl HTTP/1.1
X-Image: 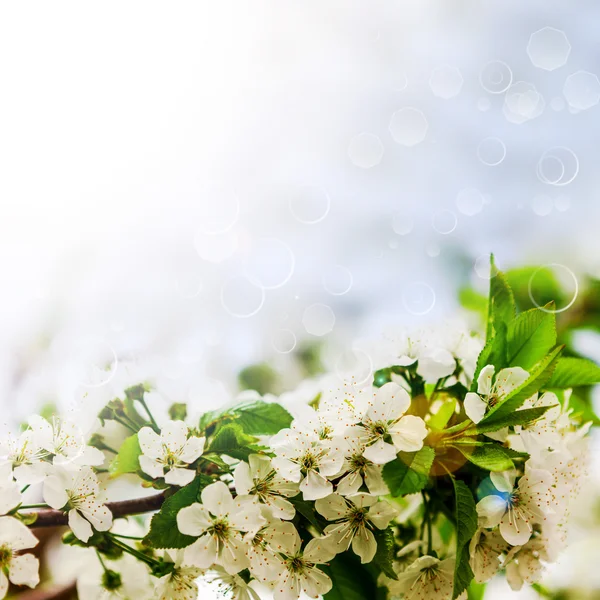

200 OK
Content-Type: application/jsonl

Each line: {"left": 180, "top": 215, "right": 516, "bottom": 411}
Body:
{"left": 1, "top": 1, "right": 599, "bottom": 598}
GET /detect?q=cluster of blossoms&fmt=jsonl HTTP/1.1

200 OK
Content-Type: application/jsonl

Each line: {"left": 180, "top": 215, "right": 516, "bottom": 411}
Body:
{"left": 0, "top": 265, "right": 594, "bottom": 600}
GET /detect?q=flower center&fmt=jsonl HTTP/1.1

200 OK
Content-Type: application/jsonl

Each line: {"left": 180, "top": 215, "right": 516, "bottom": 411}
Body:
{"left": 370, "top": 421, "right": 388, "bottom": 438}
{"left": 349, "top": 507, "right": 368, "bottom": 528}
{"left": 350, "top": 453, "right": 369, "bottom": 472}
{"left": 287, "top": 555, "right": 307, "bottom": 574}
{"left": 0, "top": 545, "right": 12, "bottom": 568}
{"left": 300, "top": 451, "right": 320, "bottom": 473}
{"left": 101, "top": 569, "right": 123, "bottom": 591}
{"left": 211, "top": 518, "right": 230, "bottom": 540}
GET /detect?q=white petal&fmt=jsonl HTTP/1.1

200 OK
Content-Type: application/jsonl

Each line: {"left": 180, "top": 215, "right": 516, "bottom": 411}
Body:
{"left": 476, "top": 495, "right": 507, "bottom": 528}
{"left": 274, "top": 571, "right": 301, "bottom": 600}
{"left": 8, "top": 554, "right": 40, "bottom": 588}
{"left": 303, "top": 537, "right": 336, "bottom": 563}
{"left": 464, "top": 393, "right": 487, "bottom": 424}
{"left": 369, "top": 383, "right": 410, "bottom": 422}
{"left": 269, "top": 496, "right": 296, "bottom": 520}
{"left": 0, "top": 572, "right": 7, "bottom": 599}
{"left": 490, "top": 470, "right": 517, "bottom": 494}
{"left": 77, "top": 446, "right": 105, "bottom": 467}
{"left": 177, "top": 503, "right": 212, "bottom": 536}
{"left": 0, "top": 517, "right": 38, "bottom": 551}
{"left": 362, "top": 439, "right": 397, "bottom": 465}
{"left": 201, "top": 481, "right": 234, "bottom": 517}
{"left": 271, "top": 457, "right": 301, "bottom": 483}
{"left": 336, "top": 471, "right": 362, "bottom": 496}
{"left": 249, "top": 454, "right": 272, "bottom": 480}
{"left": 363, "top": 465, "right": 389, "bottom": 496}
{"left": 233, "top": 461, "right": 253, "bottom": 495}
{"left": 137, "top": 427, "right": 163, "bottom": 460}
{"left": 477, "top": 365, "right": 495, "bottom": 396}
{"left": 28, "top": 416, "right": 54, "bottom": 451}
{"left": 299, "top": 470, "right": 333, "bottom": 501}
{"left": 180, "top": 436, "right": 205, "bottom": 463}
{"left": 368, "top": 500, "right": 398, "bottom": 529}
{"left": 495, "top": 368, "right": 530, "bottom": 397}
{"left": 139, "top": 455, "right": 165, "bottom": 479}
{"left": 164, "top": 467, "right": 196, "bottom": 487}
{"left": 229, "top": 501, "right": 264, "bottom": 532}
{"left": 43, "top": 475, "right": 69, "bottom": 510}
{"left": 301, "top": 567, "right": 333, "bottom": 598}
{"left": 160, "top": 421, "right": 189, "bottom": 453}
{"left": 0, "top": 482, "right": 21, "bottom": 515}
{"left": 416, "top": 348, "right": 456, "bottom": 383}
{"left": 352, "top": 527, "right": 377, "bottom": 563}
{"left": 315, "top": 494, "right": 348, "bottom": 521}
{"left": 80, "top": 500, "right": 112, "bottom": 532}
{"left": 184, "top": 535, "right": 218, "bottom": 569}
{"left": 219, "top": 538, "right": 250, "bottom": 574}
{"left": 69, "top": 509, "right": 93, "bottom": 542}
{"left": 389, "top": 416, "right": 427, "bottom": 452}
{"left": 499, "top": 512, "right": 533, "bottom": 546}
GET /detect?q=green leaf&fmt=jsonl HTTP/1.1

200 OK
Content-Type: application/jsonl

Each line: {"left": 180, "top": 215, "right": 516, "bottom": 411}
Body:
{"left": 324, "top": 551, "right": 378, "bottom": 600}
{"left": 453, "top": 444, "right": 515, "bottom": 472}
{"left": 567, "top": 395, "right": 600, "bottom": 426}
{"left": 382, "top": 447, "right": 435, "bottom": 497}
{"left": 459, "top": 287, "right": 487, "bottom": 320}
{"left": 232, "top": 401, "right": 293, "bottom": 435}
{"left": 143, "top": 476, "right": 211, "bottom": 549}
{"left": 109, "top": 434, "right": 142, "bottom": 477}
{"left": 486, "top": 255, "right": 516, "bottom": 340}
{"left": 506, "top": 307, "right": 556, "bottom": 369}
{"left": 428, "top": 398, "right": 457, "bottom": 431}
{"left": 471, "top": 325, "right": 507, "bottom": 390}
{"left": 207, "top": 423, "right": 263, "bottom": 461}
{"left": 547, "top": 357, "right": 600, "bottom": 389}
{"left": 372, "top": 528, "right": 398, "bottom": 580}
{"left": 168, "top": 403, "right": 188, "bottom": 421}
{"left": 478, "top": 346, "right": 563, "bottom": 426}
{"left": 289, "top": 496, "right": 325, "bottom": 534}
{"left": 470, "top": 404, "right": 556, "bottom": 434}
{"left": 238, "top": 363, "right": 279, "bottom": 395}
{"left": 451, "top": 479, "right": 477, "bottom": 599}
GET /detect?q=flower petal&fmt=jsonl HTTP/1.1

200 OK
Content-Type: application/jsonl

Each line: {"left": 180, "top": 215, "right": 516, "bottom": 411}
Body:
{"left": 69, "top": 509, "right": 93, "bottom": 542}
{"left": 184, "top": 535, "right": 218, "bottom": 569}
{"left": 233, "top": 461, "right": 253, "bottom": 495}
{"left": 464, "top": 393, "right": 487, "bottom": 424}
{"left": 139, "top": 455, "right": 165, "bottom": 480}
{"left": 164, "top": 467, "right": 196, "bottom": 487}
{"left": 352, "top": 527, "right": 377, "bottom": 563}
{"left": 180, "top": 436, "right": 205, "bottom": 464}
{"left": 177, "top": 503, "right": 212, "bottom": 536}
{"left": 43, "top": 475, "right": 69, "bottom": 510}
{"left": 300, "top": 470, "right": 333, "bottom": 501}
{"left": 160, "top": 420, "right": 189, "bottom": 454}
{"left": 368, "top": 383, "right": 410, "bottom": 422}
{"left": 389, "top": 416, "right": 427, "bottom": 452}
{"left": 315, "top": 494, "right": 349, "bottom": 521}
{"left": 476, "top": 495, "right": 507, "bottom": 528}
{"left": 477, "top": 365, "right": 495, "bottom": 396}
{"left": 137, "top": 427, "right": 163, "bottom": 460}
{"left": 495, "top": 367, "right": 529, "bottom": 398}
{"left": 8, "top": 554, "right": 40, "bottom": 588}
{"left": 201, "top": 481, "right": 234, "bottom": 517}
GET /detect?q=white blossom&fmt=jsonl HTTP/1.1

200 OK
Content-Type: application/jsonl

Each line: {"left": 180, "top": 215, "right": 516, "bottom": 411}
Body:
{"left": 469, "top": 528, "right": 509, "bottom": 583}
{"left": 155, "top": 551, "right": 204, "bottom": 600}
{"left": 355, "top": 382, "right": 427, "bottom": 465}
{"left": 0, "top": 430, "right": 49, "bottom": 485}
{"left": 270, "top": 428, "right": 344, "bottom": 501}
{"left": 389, "top": 555, "right": 455, "bottom": 600}
{"left": 176, "top": 481, "right": 264, "bottom": 574}
{"left": 270, "top": 529, "right": 335, "bottom": 600}
{"left": 203, "top": 566, "right": 261, "bottom": 600}
{"left": 43, "top": 466, "right": 113, "bottom": 542}
{"left": 138, "top": 420, "right": 205, "bottom": 486}
{"left": 234, "top": 454, "right": 299, "bottom": 520}
{"left": 476, "top": 469, "right": 553, "bottom": 546}
{"left": 316, "top": 493, "right": 397, "bottom": 563}
{"left": 0, "top": 516, "right": 40, "bottom": 599}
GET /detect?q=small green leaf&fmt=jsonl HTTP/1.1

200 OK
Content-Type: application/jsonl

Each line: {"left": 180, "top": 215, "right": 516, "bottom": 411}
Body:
{"left": 232, "top": 401, "right": 293, "bottom": 435}
{"left": 478, "top": 346, "right": 563, "bottom": 426}
{"left": 453, "top": 444, "right": 515, "bottom": 471}
{"left": 506, "top": 307, "right": 556, "bottom": 369}
{"left": 567, "top": 395, "right": 600, "bottom": 426}
{"left": 143, "top": 476, "right": 211, "bottom": 549}
{"left": 486, "top": 255, "right": 516, "bottom": 340}
{"left": 372, "top": 528, "right": 398, "bottom": 580}
{"left": 471, "top": 325, "right": 507, "bottom": 391}
{"left": 451, "top": 479, "right": 477, "bottom": 599}
{"left": 382, "top": 447, "right": 435, "bottom": 497}
{"left": 428, "top": 398, "right": 457, "bottom": 431}
{"left": 289, "top": 496, "right": 324, "bottom": 534}
{"left": 207, "top": 423, "right": 264, "bottom": 461}
{"left": 547, "top": 357, "right": 600, "bottom": 389}
{"left": 109, "top": 434, "right": 142, "bottom": 477}
{"left": 471, "top": 404, "right": 556, "bottom": 434}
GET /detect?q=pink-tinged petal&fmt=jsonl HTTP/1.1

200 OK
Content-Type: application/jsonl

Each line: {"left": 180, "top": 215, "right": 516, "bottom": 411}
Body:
{"left": 8, "top": 554, "right": 40, "bottom": 588}
{"left": 476, "top": 495, "right": 507, "bottom": 528}
{"left": 389, "top": 416, "right": 427, "bottom": 452}
{"left": 177, "top": 503, "right": 212, "bottom": 536}
{"left": 363, "top": 439, "right": 397, "bottom": 465}
{"left": 137, "top": 427, "right": 163, "bottom": 460}
{"left": 201, "top": 481, "right": 234, "bottom": 517}
{"left": 464, "top": 393, "right": 487, "bottom": 424}
{"left": 299, "top": 470, "right": 333, "bottom": 501}
{"left": 477, "top": 365, "right": 495, "bottom": 396}
{"left": 164, "top": 467, "right": 196, "bottom": 487}
{"left": 180, "top": 436, "right": 205, "bottom": 463}
{"left": 69, "top": 509, "right": 93, "bottom": 542}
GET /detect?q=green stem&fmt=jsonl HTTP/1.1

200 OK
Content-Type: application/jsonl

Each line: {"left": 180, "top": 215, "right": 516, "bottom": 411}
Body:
{"left": 113, "top": 416, "right": 138, "bottom": 434}
{"left": 109, "top": 537, "right": 160, "bottom": 567}
{"left": 110, "top": 533, "right": 144, "bottom": 540}
{"left": 422, "top": 492, "right": 433, "bottom": 555}
{"left": 20, "top": 484, "right": 30, "bottom": 494}
{"left": 138, "top": 398, "right": 159, "bottom": 430}
{"left": 96, "top": 550, "right": 109, "bottom": 572}
{"left": 18, "top": 503, "right": 49, "bottom": 510}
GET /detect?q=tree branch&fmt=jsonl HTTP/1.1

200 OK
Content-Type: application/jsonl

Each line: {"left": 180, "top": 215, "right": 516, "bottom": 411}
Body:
{"left": 14, "top": 581, "right": 76, "bottom": 600}
{"left": 25, "top": 492, "right": 166, "bottom": 528}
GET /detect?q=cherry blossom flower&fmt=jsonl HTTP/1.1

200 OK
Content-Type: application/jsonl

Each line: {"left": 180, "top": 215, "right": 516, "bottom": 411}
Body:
{"left": 270, "top": 428, "right": 345, "bottom": 501}
{"left": 355, "top": 382, "right": 427, "bottom": 465}
{"left": 464, "top": 365, "right": 529, "bottom": 424}
{"left": 0, "top": 430, "right": 49, "bottom": 485}
{"left": 204, "top": 566, "right": 261, "bottom": 600}
{"left": 234, "top": 454, "right": 299, "bottom": 520}
{"left": 138, "top": 420, "right": 205, "bottom": 486}
{"left": 389, "top": 555, "right": 455, "bottom": 600}
{"left": 315, "top": 493, "right": 398, "bottom": 563}
{"left": 0, "top": 478, "right": 21, "bottom": 516}
{"left": 176, "top": 481, "right": 264, "bottom": 574}
{"left": 0, "top": 516, "right": 40, "bottom": 598}
{"left": 76, "top": 553, "right": 154, "bottom": 600}
{"left": 43, "top": 466, "right": 113, "bottom": 542}
{"left": 476, "top": 468, "right": 553, "bottom": 546}
{"left": 28, "top": 415, "right": 105, "bottom": 470}
{"left": 154, "top": 551, "right": 204, "bottom": 600}
{"left": 334, "top": 429, "right": 388, "bottom": 496}
{"left": 270, "top": 529, "right": 335, "bottom": 600}
{"left": 469, "top": 528, "right": 509, "bottom": 583}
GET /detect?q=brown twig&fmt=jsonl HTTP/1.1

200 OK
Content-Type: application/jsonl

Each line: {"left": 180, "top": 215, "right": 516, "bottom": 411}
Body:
{"left": 25, "top": 492, "right": 166, "bottom": 528}
{"left": 14, "top": 581, "right": 76, "bottom": 600}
